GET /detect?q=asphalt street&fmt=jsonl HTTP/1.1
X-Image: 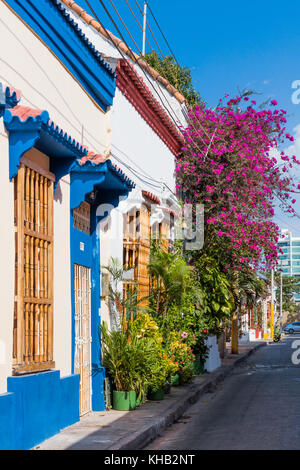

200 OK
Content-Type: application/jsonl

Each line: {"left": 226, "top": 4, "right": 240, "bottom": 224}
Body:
{"left": 146, "top": 335, "right": 300, "bottom": 450}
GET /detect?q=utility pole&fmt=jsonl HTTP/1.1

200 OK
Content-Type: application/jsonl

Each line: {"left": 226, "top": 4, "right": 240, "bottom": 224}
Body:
{"left": 231, "top": 313, "right": 239, "bottom": 354}
{"left": 270, "top": 268, "right": 274, "bottom": 338}
{"left": 142, "top": 1, "right": 147, "bottom": 56}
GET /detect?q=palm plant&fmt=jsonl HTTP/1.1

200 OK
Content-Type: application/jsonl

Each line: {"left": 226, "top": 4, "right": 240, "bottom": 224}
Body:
{"left": 102, "top": 258, "right": 141, "bottom": 329}
{"left": 148, "top": 242, "right": 192, "bottom": 318}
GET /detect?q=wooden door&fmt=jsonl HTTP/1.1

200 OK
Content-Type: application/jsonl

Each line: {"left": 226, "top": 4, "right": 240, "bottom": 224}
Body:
{"left": 74, "top": 264, "right": 92, "bottom": 416}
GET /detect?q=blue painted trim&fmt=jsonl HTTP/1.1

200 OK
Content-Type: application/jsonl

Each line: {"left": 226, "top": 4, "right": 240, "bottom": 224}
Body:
{"left": 3, "top": 108, "right": 87, "bottom": 182}
{"left": 91, "top": 208, "right": 105, "bottom": 410}
{"left": 0, "top": 371, "right": 80, "bottom": 449}
{"left": 0, "top": 393, "right": 16, "bottom": 450}
{"left": 70, "top": 162, "right": 133, "bottom": 411}
{"left": 70, "top": 159, "right": 135, "bottom": 209}
{"left": 0, "top": 82, "right": 20, "bottom": 117}
{"left": 4, "top": 108, "right": 49, "bottom": 180}
{"left": 70, "top": 168, "right": 106, "bottom": 210}
{"left": 5, "top": 0, "right": 116, "bottom": 110}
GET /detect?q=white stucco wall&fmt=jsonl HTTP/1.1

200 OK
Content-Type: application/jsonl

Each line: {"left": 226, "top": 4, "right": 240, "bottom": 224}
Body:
{"left": 0, "top": 2, "right": 110, "bottom": 156}
{"left": 110, "top": 88, "right": 176, "bottom": 194}
{"left": 204, "top": 336, "right": 221, "bottom": 372}
{"left": 0, "top": 2, "right": 111, "bottom": 385}
{"left": 0, "top": 122, "right": 14, "bottom": 393}
{"left": 53, "top": 175, "right": 72, "bottom": 376}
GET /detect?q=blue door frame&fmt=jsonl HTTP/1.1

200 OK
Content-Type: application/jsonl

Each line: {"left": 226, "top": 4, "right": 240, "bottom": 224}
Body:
{"left": 70, "top": 203, "right": 105, "bottom": 411}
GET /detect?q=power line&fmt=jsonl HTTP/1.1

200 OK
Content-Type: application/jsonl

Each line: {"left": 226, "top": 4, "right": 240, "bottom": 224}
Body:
{"left": 84, "top": 0, "right": 208, "bottom": 160}
{"left": 123, "top": 0, "right": 155, "bottom": 53}
{"left": 133, "top": 0, "right": 165, "bottom": 59}
{"left": 147, "top": 1, "right": 180, "bottom": 66}
{"left": 85, "top": 0, "right": 185, "bottom": 132}
{"left": 108, "top": 0, "right": 142, "bottom": 54}
{"left": 83, "top": 0, "right": 208, "bottom": 161}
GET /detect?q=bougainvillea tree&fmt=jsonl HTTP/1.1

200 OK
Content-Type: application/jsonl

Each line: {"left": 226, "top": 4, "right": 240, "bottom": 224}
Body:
{"left": 176, "top": 95, "right": 299, "bottom": 272}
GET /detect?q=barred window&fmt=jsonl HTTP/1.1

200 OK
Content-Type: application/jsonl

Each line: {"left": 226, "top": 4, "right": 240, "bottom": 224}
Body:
{"left": 13, "top": 161, "right": 55, "bottom": 374}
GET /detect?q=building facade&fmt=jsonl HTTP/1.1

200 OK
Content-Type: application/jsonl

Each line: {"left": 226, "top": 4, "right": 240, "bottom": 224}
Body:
{"left": 0, "top": 0, "right": 187, "bottom": 449}
{"left": 57, "top": 1, "right": 188, "bottom": 329}
{"left": 0, "top": 0, "right": 135, "bottom": 449}
{"left": 278, "top": 229, "right": 300, "bottom": 302}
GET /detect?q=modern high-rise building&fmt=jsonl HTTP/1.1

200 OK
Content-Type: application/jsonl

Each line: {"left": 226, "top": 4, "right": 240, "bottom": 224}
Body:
{"left": 278, "top": 229, "right": 300, "bottom": 302}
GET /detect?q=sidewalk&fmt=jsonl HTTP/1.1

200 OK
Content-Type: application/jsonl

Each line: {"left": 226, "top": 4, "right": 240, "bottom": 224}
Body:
{"left": 35, "top": 340, "right": 267, "bottom": 450}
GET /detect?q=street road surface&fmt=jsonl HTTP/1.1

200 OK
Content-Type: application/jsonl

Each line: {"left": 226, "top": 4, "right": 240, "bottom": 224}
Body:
{"left": 146, "top": 335, "right": 300, "bottom": 450}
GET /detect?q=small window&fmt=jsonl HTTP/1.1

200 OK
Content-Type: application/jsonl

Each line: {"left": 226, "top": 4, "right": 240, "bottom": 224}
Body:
{"left": 73, "top": 201, "right": 91, "bottom": 234}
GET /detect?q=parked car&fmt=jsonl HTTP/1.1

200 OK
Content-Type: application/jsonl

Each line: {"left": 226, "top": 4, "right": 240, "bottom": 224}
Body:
{"left": 283, "top": 322, "right": 300, "bottom": 334}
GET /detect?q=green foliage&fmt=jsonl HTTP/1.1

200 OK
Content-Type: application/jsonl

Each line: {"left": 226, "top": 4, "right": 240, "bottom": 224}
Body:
{"left": 192, "top": 254, "right": 235, "bottom": 326}
{"left": 226, "top": 269, "right": 266, "bottom": 310}
{"left": 102, "top": 258, "right": 142, "bottom": 326}
{"left": 144, "top": 51, "right": 201, "bottom": 108}
{"left": 166, "top": 331, "right": 195, "bottom": 377}
{"left": 274, "top": 274, "right": 300, "bottom": 311}
{"left": 192, "top": 334, "right": 210, "bottom": 362}
{"left": 148, "top": 241, "right": 193, "bottom": 317}
{"left": 101, "top": 316, "right": 177, "bottom": 402}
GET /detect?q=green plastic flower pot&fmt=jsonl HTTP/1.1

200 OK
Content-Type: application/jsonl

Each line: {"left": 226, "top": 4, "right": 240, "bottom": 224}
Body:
{"left": 148, "top": 388, "right": 165, "bottom": 400}
{"left": 113, "top": 390, "right": 136, "bottom": 411}
{"left": 171, "top": 373, "right": 180, "bottom": 386}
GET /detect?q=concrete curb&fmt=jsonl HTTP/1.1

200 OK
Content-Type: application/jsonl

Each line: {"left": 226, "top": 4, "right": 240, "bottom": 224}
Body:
{"left": 109, "top": 342, "right": 266, "bottom": 450}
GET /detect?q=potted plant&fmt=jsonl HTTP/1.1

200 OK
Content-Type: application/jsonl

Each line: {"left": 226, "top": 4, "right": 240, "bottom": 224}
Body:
{"left": 101, "top": 322, "right": 138, "bottom": 411}
{"left": 147, "top": 350, "right": 169, "bottom": 401}
{"left": 167, "top": 331, "right": 195, "bottom": 385}
{"left": 192, "top": 333, "right": 210, "bottom": 375}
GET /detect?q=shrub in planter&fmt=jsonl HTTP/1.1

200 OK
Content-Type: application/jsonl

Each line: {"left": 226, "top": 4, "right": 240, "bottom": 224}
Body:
{"left": 148, "top": 388, "right": 165, "bottom": 401}
{"left": 171, "top": 373, "right": 180, "bottom": 386}
{"left": 167, "top": 331, "right": 195, "bottom": 382}
{"left": 191, "top": 334, "right": 210, "bottom": 374}
{"left": 101, "top": 321, "right": 159, "bottom": 407}
{"left": 178, "top": 365, "right": 194, "bottom": 385}
{"left": 131, "top": 314, "right": 177, "bottom": 399}
{"left": 113, "top": 390, "right": 136, "bottom": 411}
{"left": 146, "top": 350, "right": 174, "bottom": 399}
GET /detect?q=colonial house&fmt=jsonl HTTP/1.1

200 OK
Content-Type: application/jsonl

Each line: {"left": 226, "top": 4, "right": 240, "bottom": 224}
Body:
{"left": 0, "top": 0, "right": 134, "bottom": 449}
{"left": 58, "top": 0, "right": 188, "bottom": 329}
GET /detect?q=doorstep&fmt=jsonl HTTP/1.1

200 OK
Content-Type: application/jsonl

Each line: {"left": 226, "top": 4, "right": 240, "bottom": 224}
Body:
{"left": 35, "top": 341, "right": 266, "bottom": 451}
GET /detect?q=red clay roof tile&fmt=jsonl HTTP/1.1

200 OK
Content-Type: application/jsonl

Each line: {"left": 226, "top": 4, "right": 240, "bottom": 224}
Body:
{"left": 10, "top": 105, "right": 45, "bottom": 122}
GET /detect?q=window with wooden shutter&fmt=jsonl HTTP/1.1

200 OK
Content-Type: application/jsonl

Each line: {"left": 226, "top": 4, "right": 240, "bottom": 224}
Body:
{"left": 13, "top": 162, "right": 55, "bottom": 374}
{"left": 123, "top": 205, "right": 151, "bottom": 314}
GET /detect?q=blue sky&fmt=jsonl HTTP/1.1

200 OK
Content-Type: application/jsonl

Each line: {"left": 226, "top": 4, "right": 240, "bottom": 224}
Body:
{"left": 78, "top": 0, "right": 300, "bottom": 235}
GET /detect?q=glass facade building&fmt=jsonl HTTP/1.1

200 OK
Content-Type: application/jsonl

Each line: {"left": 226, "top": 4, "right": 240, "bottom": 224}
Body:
{"left": 278, "top": 229, "right": 300, "bottom": 302}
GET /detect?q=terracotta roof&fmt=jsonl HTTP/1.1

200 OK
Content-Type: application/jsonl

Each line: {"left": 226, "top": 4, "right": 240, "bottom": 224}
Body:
{"left": 59, "top": 0, "right": 186, "bottom": 104}
{"left": 79, "top": 151, "right": 107, "bottom": 165}
{"left": 9, "top": 105, "right": 46, "bottom": 122}
{"left": 116, "top": 59, "right": 184, "bottom": 155}
{"left": 142, "top": 190, "right": 161, "bottom": 205}
{"left": 79, "top": 153, "right": 136, "bottom": 189}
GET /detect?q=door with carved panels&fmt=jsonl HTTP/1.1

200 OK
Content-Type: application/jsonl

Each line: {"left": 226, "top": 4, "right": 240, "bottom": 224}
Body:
{"left": 74, "top": 264, "right": 92, "bottom": 416}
